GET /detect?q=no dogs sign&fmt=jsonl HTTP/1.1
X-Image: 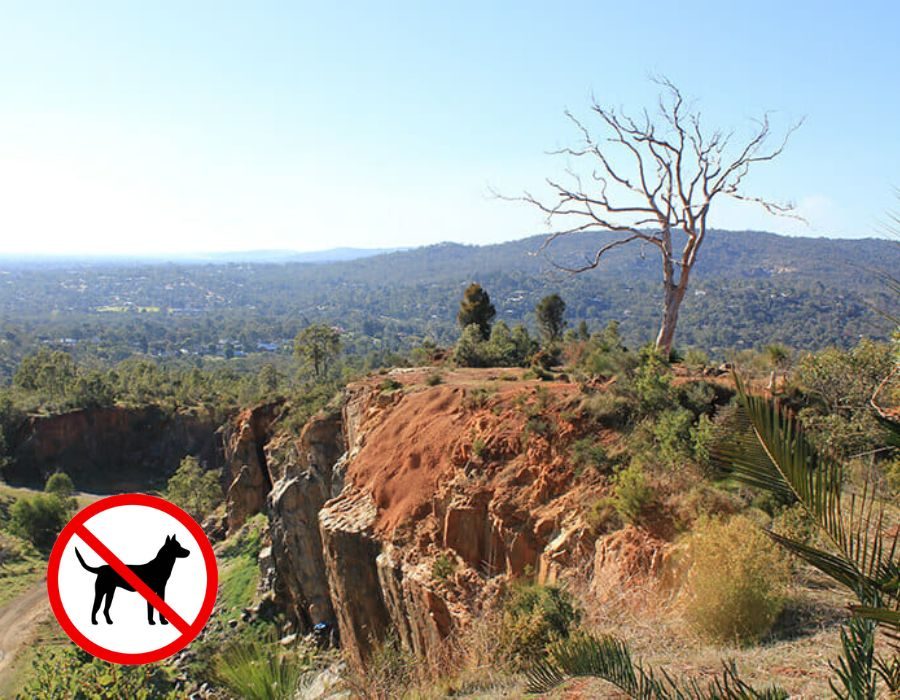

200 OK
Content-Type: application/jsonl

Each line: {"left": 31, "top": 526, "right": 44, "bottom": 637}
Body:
{"left": 47, "top": 493, "right": 218, "bottom": 664}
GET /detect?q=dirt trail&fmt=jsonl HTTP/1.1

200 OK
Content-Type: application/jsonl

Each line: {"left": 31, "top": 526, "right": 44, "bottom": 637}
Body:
{"left": 0, "top": 579, "right": 51, "bottom": 686}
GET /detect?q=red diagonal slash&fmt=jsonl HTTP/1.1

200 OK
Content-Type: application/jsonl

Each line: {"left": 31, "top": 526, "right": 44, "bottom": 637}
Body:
{"left": 74, "top": 524, "right": 191, "bottom": 635}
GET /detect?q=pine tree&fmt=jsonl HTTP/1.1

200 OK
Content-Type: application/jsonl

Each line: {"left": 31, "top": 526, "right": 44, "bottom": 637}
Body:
{"left": 536, "top": 294, "right": 567, "bottom": 345}
{"left": 457, "top": 283, "right": 496, "bottom": 340}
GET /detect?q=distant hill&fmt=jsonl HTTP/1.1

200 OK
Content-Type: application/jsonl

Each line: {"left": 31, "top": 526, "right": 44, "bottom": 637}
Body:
{"left": 0, "top": 230, "right": 896, "bottom": 373}
{"left": 0, "top": 246, "right": 402, "bottom": 267}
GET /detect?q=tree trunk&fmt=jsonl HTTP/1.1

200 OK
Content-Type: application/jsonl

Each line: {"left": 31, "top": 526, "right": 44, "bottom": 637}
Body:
{"left": 654, "top": 277, "right": 688, "bottom": 356}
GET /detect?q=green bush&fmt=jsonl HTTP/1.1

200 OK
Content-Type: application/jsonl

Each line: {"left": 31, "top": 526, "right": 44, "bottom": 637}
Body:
{"left": 525, "top": 416, "right": 552, "bottom": 438}
{"left": 610, "top": 461, "right": 653, "bottom": 524}
{"left": 581, "top": 390, "right": 633, "bottom": 428}
{"left": 462, "top": 386, "right": 494, "bottom": 410}
{"left": 424, "top": 371, "right": 443, "bottom": 386}
{"left": 683, "top": 348, "right": 710, "bottom": 373}
{"left": 570, "top": 438, "right": 608, "bottom": 473}
{"left": 163, "top": 455, "right": 222, "bottom": 521}
{"left": 378, "top": 377, "right": 403, "bottom": 393}
{"left": 19, "top": 645, "right": 177, "bottom": 699}
{"left": 682, "top": 515, "right": 790, "bottom": 644}
{"left": 8, "top": 492, "right": 72, "bottom": 552}
{"left": 454, "top": 321, "right": 536, "bottom": 368}
{"left": 585, "top": 498, "right": 622, "bottom": 535}
{"left": 45, "top": 472, "right": 75, "bottom": 500}
{"left": 652, "top": 408, "right": 694, "bottom": 468}
{"left": 432, "top": 553, "right": 457, "bottom": 582}
{"left": 0, "top": 530, "right": 32, "bottom": 565}
{"left": 214, "top": 631, "right": 316, "bottom": 700}
{"left": 498, "top": 582, "right": 580, "bottom": 670}
{"left": 629, "top": 345, "right": 676, "bottom": 416}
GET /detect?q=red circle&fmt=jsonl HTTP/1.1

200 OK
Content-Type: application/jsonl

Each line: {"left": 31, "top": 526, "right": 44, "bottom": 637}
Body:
{"left": 46, "top": 493, "right": 218, "bottom": 665}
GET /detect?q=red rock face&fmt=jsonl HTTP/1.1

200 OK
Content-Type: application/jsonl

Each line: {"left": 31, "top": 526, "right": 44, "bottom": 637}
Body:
{"left": 308, "top": 368, "right": 612, "bottom": 670}
{"left": 222, "top": 401, "right": 286, "bottom": 532}
{"left": 6, "top": 405, "right": 222, "bottom": 491}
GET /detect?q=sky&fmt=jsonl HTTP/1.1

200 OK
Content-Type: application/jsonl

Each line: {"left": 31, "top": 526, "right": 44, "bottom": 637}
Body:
{"left": 0, "top": 1, "right": 898, "bottom": 255}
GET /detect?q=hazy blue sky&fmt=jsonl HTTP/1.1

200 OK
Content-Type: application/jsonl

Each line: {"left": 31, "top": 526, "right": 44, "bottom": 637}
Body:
{"left": 0, "top": 1, "right": 897, "bottom": 254}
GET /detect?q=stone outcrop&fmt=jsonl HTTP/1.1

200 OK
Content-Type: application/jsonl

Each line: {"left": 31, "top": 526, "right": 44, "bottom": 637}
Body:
{"left": 318, "top": 489, "right": 391, "bottom": 669}
{"left": 261, "top": 368, "right": 620, "bottom": 671}
{"left": 591, "top": 525, "right": 673, "bottom": 599}
{"left": 267, "top": 410, "right": 344, "bottom": 629}
{"left": 5, "top": 405, "right": 222, "bottom": 490}
{"left": 223, "top": 401, "right": 284, "bottom": 532}
{"left": 376, "top": 547, "right": 458, "bottom": 662}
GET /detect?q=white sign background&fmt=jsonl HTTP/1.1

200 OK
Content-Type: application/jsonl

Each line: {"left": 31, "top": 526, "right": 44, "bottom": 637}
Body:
{"left": 55, "top": 504, "right": 208, "bottom": 654}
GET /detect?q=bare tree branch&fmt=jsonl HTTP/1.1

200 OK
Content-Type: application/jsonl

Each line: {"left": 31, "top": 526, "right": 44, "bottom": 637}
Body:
{"left": 501, "top": 78, "right": 802, "bottom": 353}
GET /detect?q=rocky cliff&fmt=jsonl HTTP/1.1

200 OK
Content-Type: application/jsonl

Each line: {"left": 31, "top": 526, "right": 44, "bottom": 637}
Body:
{"left": 258, "top": 368, "right": 610, "bottom": 669}
{"left": 5, "top": 405, "right": 223, "bottom": 490}
{"left": 221, "top": 401, "right": 285, "bottom": 531}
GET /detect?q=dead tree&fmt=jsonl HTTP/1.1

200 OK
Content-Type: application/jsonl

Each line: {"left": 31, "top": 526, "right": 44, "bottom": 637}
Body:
{"left": 510, "top": 79, "right": 802, "bottom": 355}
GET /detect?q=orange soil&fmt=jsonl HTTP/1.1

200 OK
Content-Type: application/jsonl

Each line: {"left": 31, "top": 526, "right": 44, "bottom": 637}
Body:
{"left": 342, "top": 368, "right": 594, "bottom": 539}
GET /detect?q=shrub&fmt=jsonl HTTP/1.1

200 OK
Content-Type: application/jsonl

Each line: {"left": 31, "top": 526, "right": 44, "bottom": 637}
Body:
{"left": 424, "top": 371, "right": 443, "bottom": 386}
{"left": 585, "top": 498, "right": 622, "bottom": 535}
{"left": 682, "top": 515, "right": 790, "bottom": 644}
{"left": 20, "top": 644, "right": 177, "bottom": 699}
{"left": 683, "top": 348, "right": 710, "bottom": 373}
{"left": 0, "top": 530, "right": 32, "bottom": 565}
{"left": 432, "top": 553, "right": 457, "bottom": 582}
{"left": 610, "top": 461, "right": 653, "bottom": 524}
{"left": 462, "top": 386, "right": 494, "bottom": 410}
{"left": 652, "top": 408, "right": 694, "bottom": 468}
{"left": 883, "top": 456, "right": 900, "bottom": 497}
{"left": 677, "top": 380, "right": 718, "bottom": 416}
{"left": 525, "top": 416, "right": 552, "bottom": 438}
{"left": 8, "top": 492, "right": 72, "bottom": 552}
{"left": 163, "top": 456, "right": 222, "bottom": 522}
{"left": 498, "top": 582, "right": 580, "bottom": 670}
{"left": 690, "top": 413, "right": 715, "bottom": 467}
{"left": 378, "top": 377, "right": 403, "bottom": 393}
{"left": 570, "top": 438, "right": 608, "bottom": 473}
{"left": 669, "top": 483, "right": 741, "bottom": 532}
{"left": 214, "top": 631, "right": 316, "bottom": 700}
{"left": 44, "top": 472, "right": 75, "bottom": 499}
{"left": 628, "top": 345, "right": 676, "bottom": 416}
{"left": 581, "top": 390, "right": 633, "bottom": 428}
{"left": 343, "top": 634, "right": 416, "bottom": 700}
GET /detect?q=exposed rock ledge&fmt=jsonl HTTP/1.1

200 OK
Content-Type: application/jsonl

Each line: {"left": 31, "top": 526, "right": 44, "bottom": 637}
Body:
{"left": 255, "top": 368, "right": 612, "bottom": 669}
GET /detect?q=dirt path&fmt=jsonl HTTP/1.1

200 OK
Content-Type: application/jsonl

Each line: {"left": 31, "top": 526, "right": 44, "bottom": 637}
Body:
{"left": 0, "top": 579, "right": 51, "bottom": 686}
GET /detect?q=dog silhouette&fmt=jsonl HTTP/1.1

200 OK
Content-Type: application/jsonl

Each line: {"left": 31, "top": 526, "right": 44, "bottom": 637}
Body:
{"left": 75, "top": 534, "right": 190, "bottom": 625}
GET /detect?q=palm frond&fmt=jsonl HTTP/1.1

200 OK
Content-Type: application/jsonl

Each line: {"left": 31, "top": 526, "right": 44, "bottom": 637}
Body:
{"left": 712, "top": 376, "right": 899, "bottom": 604}
{"left": 525, "top": 633, "right": 788, "bottom": 699}
{"left": 829, "top": 617, "right": 879, "bottom": 700}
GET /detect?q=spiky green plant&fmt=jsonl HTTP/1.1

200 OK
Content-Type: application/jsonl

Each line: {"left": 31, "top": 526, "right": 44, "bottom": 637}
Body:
{"left": 213, "top": 632, "right": 314, "bottom": 700}
{"left": 713, "top": 375, "right": 899, "bottom": 695}
{"left": 525, "top": 632, "right": 787, "bottom": 698}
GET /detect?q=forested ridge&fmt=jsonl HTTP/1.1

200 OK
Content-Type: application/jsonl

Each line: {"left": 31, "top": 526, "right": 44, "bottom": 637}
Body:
{"left": 0, "top": 229, "right": 895, "bottom": 380}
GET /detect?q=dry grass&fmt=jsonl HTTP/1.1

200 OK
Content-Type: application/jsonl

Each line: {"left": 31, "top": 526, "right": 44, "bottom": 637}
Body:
{"left": 554, "top": 561, "right": 869, "bottom": 698}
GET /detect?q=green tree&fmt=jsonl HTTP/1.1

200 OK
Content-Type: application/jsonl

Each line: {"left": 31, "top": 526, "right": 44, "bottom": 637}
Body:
{"left": 576, "top": 320, "right": 590, "bottom": 341}
{"left": 257, "top": 363, "right": 279, "bottom": 396}
{"left": 457, "top": 283, "right": 496, "bottom": 340}
{"left": 8, "top": 492, "right": 71, "bottom": 552}
{"left": 45, "top": 472, "right": 75, "bottom": 500}
{"left": 293, "top": 324, "right": 341, "bottom": 378}
{"left": 535, "top": 294, "right": 567, "bottom": 345}
{"left": 163, "top": 456, "right": 223, "bottom": 521}
{"left": 13, "top": 349, "right": 77, "bottom": 400}
{"left": 453, "top": 324, "right": 487, "bottom": 368}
